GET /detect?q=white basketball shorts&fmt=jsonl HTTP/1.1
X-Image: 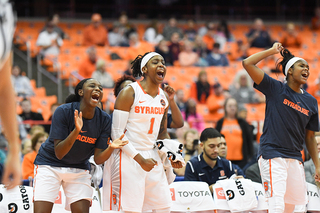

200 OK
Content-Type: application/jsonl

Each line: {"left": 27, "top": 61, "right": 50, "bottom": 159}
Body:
{"left": 33, "top": 165, "right": 93, "bottom": 211}
{"left": 258, "top": 157, "right": 307, "bottom": 212}
{"left": 103, "top": 149, "right": 172, "bottom": 212}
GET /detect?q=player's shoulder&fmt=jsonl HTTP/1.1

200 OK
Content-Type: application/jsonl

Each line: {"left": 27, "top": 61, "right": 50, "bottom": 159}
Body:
{"left": 219, "top": 157, "right": 233, "bottom": 170}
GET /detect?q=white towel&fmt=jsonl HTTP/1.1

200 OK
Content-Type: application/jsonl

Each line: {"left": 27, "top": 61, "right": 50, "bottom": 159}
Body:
{"left": 156, "top": 139, "right": 186, "bottom": 184}
{"left": 89, "top": 155, "right": 103, "bottom": 189}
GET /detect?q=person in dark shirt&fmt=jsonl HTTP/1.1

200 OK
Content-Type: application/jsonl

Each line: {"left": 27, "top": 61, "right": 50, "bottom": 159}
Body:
{"left": 184, "top": 128, "right": 236, "bottom": 193}
{"left": 246, "top": 18, "right": 273, "bottom": 48}
{"left": 19, "top": 98, "right": 44, "bottom": 132}
{"left": 243, "top": 42, "right": 320, "bottom": 213}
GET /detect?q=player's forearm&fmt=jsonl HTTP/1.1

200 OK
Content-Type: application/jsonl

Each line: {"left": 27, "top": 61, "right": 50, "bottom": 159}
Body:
{"left": 94, "top": 147, "right": 115, "bottom": 165}
{"left": 243, "top": 48, "right": 275, "bottom": 66}
{"left": 0, "top": 57, "right": 20, "bottom": 152}
{"left": 168, "top": 99, "right": 183, "bottom": 128}
{"left": 54, "top": 128, "right": 80, "bottom": 159}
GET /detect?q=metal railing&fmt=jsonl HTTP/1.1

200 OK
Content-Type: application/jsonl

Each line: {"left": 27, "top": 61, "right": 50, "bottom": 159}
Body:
{"left": 36, "top": 54, "right": 63, "bottom": 103}
{"left": 13, "top": 41, "right": 32, "bottom": 78}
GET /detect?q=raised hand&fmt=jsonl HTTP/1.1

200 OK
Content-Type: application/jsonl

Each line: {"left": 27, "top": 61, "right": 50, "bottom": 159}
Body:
{"left": 74, "top": 110, "right": 83, "bottom": 132}
{"left": 271, "top": 42, "right": 284, "bottom": 54}
{"left": 163, "top": 84, "right": 176, "bottom": 100}
{"left": 110, "top": 134, "right": 129, "bottom": 149}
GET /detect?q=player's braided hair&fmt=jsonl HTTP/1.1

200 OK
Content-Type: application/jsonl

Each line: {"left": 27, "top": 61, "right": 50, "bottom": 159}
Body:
{"left": 276, "top": 48, "right": 295, "bottom": 76}
{"left": 131, "top": 52, "right": 151, "bottom": 78}
{"left": 65, "top": 78, "right": 91, "bottom": 103}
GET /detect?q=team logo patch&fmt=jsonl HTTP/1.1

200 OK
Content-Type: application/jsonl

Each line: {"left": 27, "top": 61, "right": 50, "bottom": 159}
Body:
{"left": 170, "top": 188, "right": 176, "bottom": 201}
{"left": 160, "top": 99, "right": 166, "bottom": 106}
{"left": 215, "top": 187, "right": 226, "bottom": 199}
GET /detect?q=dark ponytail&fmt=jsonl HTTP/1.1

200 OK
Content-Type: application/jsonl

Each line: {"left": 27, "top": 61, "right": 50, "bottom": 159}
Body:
{"left": 276, "top": 48, "right": 295, "bottom": 76}
{"left": 65, "top": 78, "right": 91, "bottom": 103}
{"left": 131, "top": 52, "right": 151, "bottom": 78}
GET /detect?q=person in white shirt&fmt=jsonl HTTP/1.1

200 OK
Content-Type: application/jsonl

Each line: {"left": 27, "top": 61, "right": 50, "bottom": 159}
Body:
{"left": 11, "top": 65, "right": 34, "bottom": 97}
{"left": 36, "top": 22, "right": 63, "bottom": 57}
{"left": 91, "top": 59, "right": 114, "bottom": 88}
{"left": 144, "top": 20, "right": 164, "bottom": 45}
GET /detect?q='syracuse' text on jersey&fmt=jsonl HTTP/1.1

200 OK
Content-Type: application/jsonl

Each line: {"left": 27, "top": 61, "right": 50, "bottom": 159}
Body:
{"left": 34, "top": 102, "right": 111, "bottom": 170}
{"left": 254, "top": 74, "right": 319, "bottom": 162}
{"left": 126, "top": 81, "right": 168, "bottom": 150}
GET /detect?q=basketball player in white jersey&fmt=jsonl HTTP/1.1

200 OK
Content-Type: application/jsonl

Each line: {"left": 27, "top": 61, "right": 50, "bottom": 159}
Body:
{"left": 0, "top": 0, "right": 22, "bottom": 189}
{"left": 104, "top": 52, "right": 181, "bottom": 213}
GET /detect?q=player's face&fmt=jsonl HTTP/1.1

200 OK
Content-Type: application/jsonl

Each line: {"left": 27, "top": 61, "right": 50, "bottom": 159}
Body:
{"left": 146, "top": 55, "right": 166, "bottom": 84}
{"left": 291, "top": 60, "right": 309, "bottom": 85}
{"left": 80, "top": 79, "right": 103, "bottom": 107}
{"left": 201, "top": 137, "right": 221, "bottom": 161}
{"left": 219, "top": 137, "right": 227, "bottom": 158}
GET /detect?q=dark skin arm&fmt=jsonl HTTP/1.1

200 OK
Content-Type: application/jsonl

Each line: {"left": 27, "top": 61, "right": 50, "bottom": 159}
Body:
{"left": 163, "top": 84, "right": 184, "bottom": 128}
{"left": 94, "top": 134, "right": 128, "bottom": 165}
{"left": 54, "top": 110, "right": 82, "bottom": 160}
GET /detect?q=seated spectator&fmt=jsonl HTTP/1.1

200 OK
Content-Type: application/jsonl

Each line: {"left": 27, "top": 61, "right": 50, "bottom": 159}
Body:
{"left": 219, "top": 134, "right": 245, "bottom": 176}
{"left": 29, "top": 125, "right": 45, "bottom": 138}
{"left": 206, "top": 82, "right": 228, "bottom": 120}
{"left": 126, "top": 32, "right": 154, "bottom": 60}
{"left": 206, "top": 42, "right": 229, "bottom": 66}
{"left": 36, "top": 21, "right": 63, "bottom": 57}
{"left": 311, "top": 7, "right": 320, "bottom": 30}
{"left": 168, "top": 32, "right": 182, "bottom": 63}
{"left": 41, "top": 14, "right": 68, "bottom": 39}
{"left": 217, "top": 20, "right": 234, "bottom": 42}
{"left": 21, "top": 138, "right": 32, "bottom": 160}
{"left": 174, "top": 128, "right": 199, "bottom": 176}
{"left": 178, "top": 40, "right": 208, "bottom": 67}
{"left": 190, "top": 70, "right": 211, "bottom": 104}
{"left": 82, "top": 13, "right": 108, "bottom": 46}
{"left": 182, "top": 98, "right": 205, "bottom": 133}
{"left": 193, "top": 35, "right": 208, "bottom": 59}
{"left": 280, "top": 22, "right": 302, "bottom": 48}
{"left": 78, "top": 46, "right": 97, "bottom": 79}
{"left": 202, "top": 24, "right": 216, "bottom": 51}
{"left": 216, "top": 98, "right": 254, "bottom": 168}
{"left": 305, "top": 135, "right": 320, "bottom": 185}
{"left": 11, "top": 65, "right": 34, "bottom": 97}
{"left": 307, "top": 75, "right": 320, "bottom": 103}
{"left": 143, "top": 19, "right": 164, "bottom": 45}
{"left": 229, "top": 70, "right": 263, "bottom": 104}
{"left": 198, "top": 21, "right": 215, "bottom": 38}
{"left": 92, "top": 59, "right": 114, "bottom": 88}
{"left": 155, "top": 40, "right": 173, "bottom": 66}
{"left": 44, "top": 103, "right": 60, "bottom": 133}
{"left": 0, "top": 115, "right": 28, "bottom": 151}
{"left": 19, "top": 98, "right": 44, "bottom": 133}
{"left": 184, "top": 128, "right": 236, "bottom": 193}
{"left": 184, "top": 19, "right": 197, "bottom": 41}
{"left": 228, "top": 39, "right": 249, "bottom": 61}
{"left": 123, "top": 60, "right": 134, "bottom": 76}
{"left": 108, "top": 22, "right": 127, "bottom": 47}
{"left": 246, "top": 18, "right": 273, "bottom": 48}
{"left": 175, "top": 89, "right": 186, "bottom": 111}
{"left": 118, "top": 12, "right": 137, "bottom": 45}
{"left": 22, "top": 132, "right": 48, "bottom": 179}
{"left": 162, "top": 17, "right": 184, "bottom": 41}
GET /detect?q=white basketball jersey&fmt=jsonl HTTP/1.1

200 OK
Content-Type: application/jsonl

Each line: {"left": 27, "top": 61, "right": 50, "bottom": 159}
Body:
{"left": 0, "top": 0, "right": 15, "bottom": 70}
{"left": 125, "top": 81, "right": 168, "bottom": 150}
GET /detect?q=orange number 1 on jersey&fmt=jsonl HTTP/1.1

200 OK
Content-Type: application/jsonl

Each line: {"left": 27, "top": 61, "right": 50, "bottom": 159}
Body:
{"left": 148, "top": 117, "right": 155, "bottom": 134}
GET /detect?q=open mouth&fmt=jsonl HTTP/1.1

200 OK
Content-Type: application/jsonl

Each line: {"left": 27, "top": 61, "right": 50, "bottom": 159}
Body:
{"left": 91, "top": 93, "right": 100, "bottom": 103}
{"left": 301, "top": 72, "right": 308, "bottom": 79}
{"left": 157, "top": 70, "right": 164, "bottom": 79}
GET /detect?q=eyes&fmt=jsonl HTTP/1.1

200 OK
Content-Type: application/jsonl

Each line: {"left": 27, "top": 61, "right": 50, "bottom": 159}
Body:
{"left": 89, "top": 84, "right": 103, "bottom": 91}
{"left": 151, "top": 59, "right": 166, "bottom": 66}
